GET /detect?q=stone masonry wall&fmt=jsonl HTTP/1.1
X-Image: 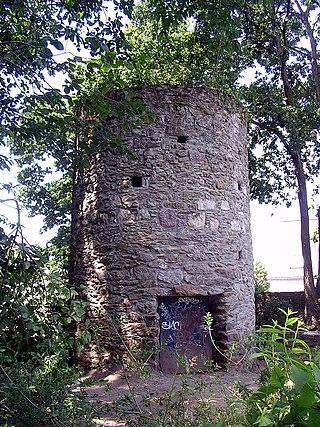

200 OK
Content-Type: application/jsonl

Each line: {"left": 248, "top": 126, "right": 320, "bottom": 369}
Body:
{"left": 70, "top": 84, "right": 255, "bottom": 365}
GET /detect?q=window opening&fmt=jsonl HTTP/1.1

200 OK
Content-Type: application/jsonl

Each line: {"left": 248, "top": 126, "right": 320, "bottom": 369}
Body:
{"left": 177, "top": 136, "right": 188, "bottom": 144}
{"left": 131, "top": 176, "right": 143, "bottom": 187}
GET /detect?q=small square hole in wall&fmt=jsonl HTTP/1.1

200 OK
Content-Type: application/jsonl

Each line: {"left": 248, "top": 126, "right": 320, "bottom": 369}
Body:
{"left": 131, "top": 176, "right": 143, "bottom": 187}
{"left": 177, "top": 135, "right": 189, "bottom": 144}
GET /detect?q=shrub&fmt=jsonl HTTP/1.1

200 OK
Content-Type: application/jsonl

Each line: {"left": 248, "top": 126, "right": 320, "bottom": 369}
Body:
{"left": 256, "top": 294, "right": 292, "bottom": 327}
{"left": 0, "top": 354, "right": 98, "bottom": 427}
{"left": 0, "top": 225, "right": 90, "bottom": 359}
{"left": 246, "top": 309, "right": 320, "bottom": 426}
{"left": 254, "top": 261, "right": 293, "bottom": 327}
{"left": 0, "top": 223, "right": 96, "bottom": 426}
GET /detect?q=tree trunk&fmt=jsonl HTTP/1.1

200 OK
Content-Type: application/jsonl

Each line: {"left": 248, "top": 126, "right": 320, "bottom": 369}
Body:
{"left": 291, "top": 149, "right": 319, "bottom": 325}
{"left": 272, "top": 11, "right": 319, "bottom": 325}
{"left": 273, "top": 32, "right": 295, "bottom": 105}
{"left": 316, "top": 207, "right": 320, "bottom": 297}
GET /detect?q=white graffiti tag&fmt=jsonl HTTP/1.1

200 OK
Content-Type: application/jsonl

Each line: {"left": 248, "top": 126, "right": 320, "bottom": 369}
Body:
{"left": 161, "top": 320, "right": 181, "bottom": 330}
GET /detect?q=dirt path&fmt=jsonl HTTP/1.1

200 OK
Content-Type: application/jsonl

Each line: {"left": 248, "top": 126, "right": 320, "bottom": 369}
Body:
{"left": 82, "top": 365, "right": 261, "bottom": 426}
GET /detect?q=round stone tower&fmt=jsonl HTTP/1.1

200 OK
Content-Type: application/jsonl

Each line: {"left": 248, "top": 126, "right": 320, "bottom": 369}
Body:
{"left": 70, "top": 85, "right": 255, "bottom": 370}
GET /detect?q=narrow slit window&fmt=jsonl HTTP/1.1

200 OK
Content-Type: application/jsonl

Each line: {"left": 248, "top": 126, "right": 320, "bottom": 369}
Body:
{"left": 177, "top": 136, "right": 188, "bottom": 144}
{"left": 131, "top": 176, "right": 143, "bottom": 187}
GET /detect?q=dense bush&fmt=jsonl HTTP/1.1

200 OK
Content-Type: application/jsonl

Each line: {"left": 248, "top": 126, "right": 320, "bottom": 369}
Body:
{"left": 255, "top": 294, "right": 292, "bottom": 327}
{"left": 0, "top": 226, "right": 91, "bottom": 358}
{"left": 0, "top": 355, "right": 98, "bottom": 427}
{"left": 0, "top": 224, "right": 96, "bottom": 426}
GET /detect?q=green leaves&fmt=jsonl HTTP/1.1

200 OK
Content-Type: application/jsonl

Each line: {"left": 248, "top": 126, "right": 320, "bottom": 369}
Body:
{"left": 117, "top": 1, "right": 243, "bottom": 89}
{"left": 242, "top": 0, "right": 320, "bottom": 206}
{"left": 0, "top": 221, "right": 89, "bottom": 358}
{"left": 291, "top": 365, "right": 310, "bottom": 392}
{"left": 0, "top": 0, "right": 132, "bottom": 188}
{"left": 0, "top": 354, "right": 98, "bottom": 426}
{"left": 101, "top": 62, "right": 113, "bottom": 73}
{"left": 246, "top": 310, "right": 320, "bottom": 426}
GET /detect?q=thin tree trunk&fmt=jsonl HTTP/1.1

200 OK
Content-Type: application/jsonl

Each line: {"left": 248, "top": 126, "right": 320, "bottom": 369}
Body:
{"left": 273, "top": 32, "right": 295, "bottom": 105}
{"left": 272, "top": 13, "right": 319, "bottom": 325}
{"left": 316, "top": 207, "right": 320, "bottom": 297}
{"left": 291, "top": 150, "right": 319, "bottom": 325}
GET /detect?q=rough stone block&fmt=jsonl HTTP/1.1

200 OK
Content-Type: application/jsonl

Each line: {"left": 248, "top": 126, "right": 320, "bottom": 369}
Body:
{"left": 188, "top": 213, "right": 205, "bottom": 228}
{"left": 159, "top": 208, "right": 177, "bottom": 227}
{"left": 157, "top": 269, "right": 183, "bottom": 285}
{"left": 197, "top": 199, "right": 216, "bottom": 211}
{"left": 221, "top": 200, "right": 230, "bottom": 210}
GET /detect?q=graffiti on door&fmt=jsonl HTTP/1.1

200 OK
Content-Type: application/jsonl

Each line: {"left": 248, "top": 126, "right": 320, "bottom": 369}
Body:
{"left": 158, "top": 296, "right": 212, "bottom": 372}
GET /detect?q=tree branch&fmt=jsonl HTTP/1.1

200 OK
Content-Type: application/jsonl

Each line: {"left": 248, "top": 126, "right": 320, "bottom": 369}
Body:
{"left": 294, "top": 0, "right": 320, "bottom": 102}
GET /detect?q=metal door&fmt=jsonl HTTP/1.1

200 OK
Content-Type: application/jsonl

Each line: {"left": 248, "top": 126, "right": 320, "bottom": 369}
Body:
{"left": 158, "top": 296, "right": 212, "bottom": 373}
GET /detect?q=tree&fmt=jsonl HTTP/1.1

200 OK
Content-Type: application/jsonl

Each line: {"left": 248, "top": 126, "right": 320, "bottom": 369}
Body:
{"left": 0, "top": 0, "right": 145, "bottom": 234}
{"left": 116, "top": 2, "right": 244, "bottom": 89}
{"left": 0, "top": 0, "right": 132, "bottom": 143}
{"left": 254, "top": 261, "right": 270, "bottom": 295}
{"left": 142, "top": 0, "right": 320, "bottom": 325}
{"left": 240, "top": 0, "right": 320, "bottom": 324}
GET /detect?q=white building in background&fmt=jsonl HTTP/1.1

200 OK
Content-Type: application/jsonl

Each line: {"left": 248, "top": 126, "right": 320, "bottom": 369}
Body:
{"left": 268, "top": 276, "right": 304, "bottom": 293}
{"left": 251, "top": 199, "right": 318, "bottom": 293}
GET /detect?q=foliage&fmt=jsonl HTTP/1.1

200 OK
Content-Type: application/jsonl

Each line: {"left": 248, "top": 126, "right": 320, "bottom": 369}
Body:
{"left": 0, "top": 209, "right": 99, "bottom": 426}
{"left": 256, "top": 295, "right": 292, "bottom": 328}
{"left": 144, "top": 0, "right": 246, "bottom": 83}
{"left": 0, "top": 356, "right": 98, "bottom": 427}
{"left": 100, "top": 310, "right": 320, "bottom": 427}
{"left": 0, "top": 0, "right": 133, "bottom": 118}
{"left": 0, "top": 0, "right": 134, "bottom": 172}
{"left": 113, "top": 2, "right": 243, "bottom": 90}
{"left": 0, "top": 222, "right": 90, "bottom": 358}
{"left": 247, "top": 309, "right": 320, "bottom": 426}
{"left": 253, "top": 261, "right": 291, "bottom": 327}
{"left": 254, "top": 262, "right": 270, "bottom": 296}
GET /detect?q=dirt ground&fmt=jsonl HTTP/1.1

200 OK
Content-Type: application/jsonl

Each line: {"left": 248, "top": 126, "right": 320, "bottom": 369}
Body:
{"left": 81, "top": 363, "right": 261, "bottom": 427}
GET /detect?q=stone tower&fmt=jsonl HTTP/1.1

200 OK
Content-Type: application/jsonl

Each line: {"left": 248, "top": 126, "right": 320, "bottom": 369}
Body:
{"left": 70, "top": 85, "right": 255, "bottom": 371}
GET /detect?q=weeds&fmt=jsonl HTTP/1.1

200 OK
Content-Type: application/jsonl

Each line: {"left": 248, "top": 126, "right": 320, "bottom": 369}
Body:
{"left": 96, "top": 309, "right": 320, "bottom": 427}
